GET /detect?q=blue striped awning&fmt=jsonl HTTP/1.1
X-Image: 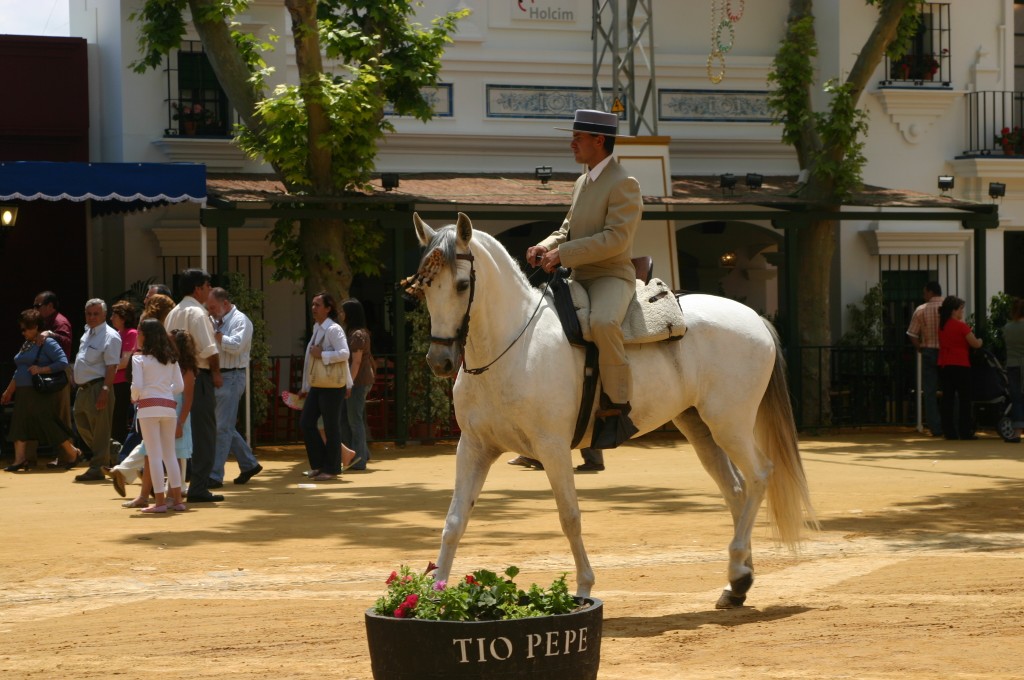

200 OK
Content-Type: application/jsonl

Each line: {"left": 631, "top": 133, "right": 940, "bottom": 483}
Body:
{"left": 0, "top": 161, "right": 206, "bottom": 214}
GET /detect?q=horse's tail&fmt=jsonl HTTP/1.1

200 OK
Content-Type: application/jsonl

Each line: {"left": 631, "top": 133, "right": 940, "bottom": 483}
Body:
{"left": 756, "top": 318, "right": 819, "bottom": 549}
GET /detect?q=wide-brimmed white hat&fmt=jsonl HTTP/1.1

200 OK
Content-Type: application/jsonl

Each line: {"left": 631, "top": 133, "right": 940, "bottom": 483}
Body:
{"left": 554, "top": 109, "right": 627, "bottom": 137}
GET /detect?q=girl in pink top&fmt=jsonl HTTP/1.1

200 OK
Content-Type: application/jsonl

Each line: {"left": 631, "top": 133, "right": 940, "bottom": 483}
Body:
{"left": 131, "top": 319, "right": 185, "bottom": 513}
{"left": 937, "top": 296, "right": 983, "bottom": 440}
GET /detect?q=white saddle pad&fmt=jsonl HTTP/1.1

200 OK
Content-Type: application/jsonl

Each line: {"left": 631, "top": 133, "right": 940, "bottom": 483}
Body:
{"left": 568, "top": 278, "right": 687, "bottom": 345}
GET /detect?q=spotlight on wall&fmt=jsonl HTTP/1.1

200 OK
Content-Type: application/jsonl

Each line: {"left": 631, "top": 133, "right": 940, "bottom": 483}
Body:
{"left": 719, "top": 173, "right": 737, "bottom": 192}
{"left": 381, "top": 173, "right": 400, "bottom": 191}
{"left": 937, "top": 175, "right": 954, "bottom": 193}
{"left": 719, "top": 251, "right": 737, "bottom": 269}
{"left": 0, "top": 206, "right": 17, "bottom": 227}
{"left": 989, "top": 182, "right": 1006, "bottom": 200}
{"left": 745, "top": 173, "right": 763, "bottom": 189}
{"left": 535, "top": 165, "right": 553, "bottom": 186}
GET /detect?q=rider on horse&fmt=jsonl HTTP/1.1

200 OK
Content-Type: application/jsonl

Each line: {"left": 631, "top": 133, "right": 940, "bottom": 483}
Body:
{"left": 526, "top": 109, "right": 644, "bottom": 449}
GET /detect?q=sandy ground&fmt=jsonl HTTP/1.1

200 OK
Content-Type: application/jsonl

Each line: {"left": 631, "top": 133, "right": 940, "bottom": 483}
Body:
{"left": 0, "top": 430, "right": 1022, "bottom": 679}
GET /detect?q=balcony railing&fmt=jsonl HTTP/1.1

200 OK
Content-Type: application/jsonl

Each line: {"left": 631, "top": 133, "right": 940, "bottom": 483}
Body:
{"left": 964, "top": 90, "right": 1024, "bottom": 156}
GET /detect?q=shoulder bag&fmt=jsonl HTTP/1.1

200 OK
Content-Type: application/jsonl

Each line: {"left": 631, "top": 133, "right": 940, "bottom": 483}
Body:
{"left": 309, "top": 338, "right": 349, "bottom": 389}
{"left": 31, "top": 344, "right": 69, "bottom": 394}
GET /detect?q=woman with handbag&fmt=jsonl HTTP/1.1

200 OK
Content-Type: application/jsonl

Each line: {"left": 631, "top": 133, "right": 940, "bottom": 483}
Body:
{"left": 1, "top": 309, "right": 81, "bottom": 471}
{"left": 299, "top": 291, "right": 352, "bottom": 481}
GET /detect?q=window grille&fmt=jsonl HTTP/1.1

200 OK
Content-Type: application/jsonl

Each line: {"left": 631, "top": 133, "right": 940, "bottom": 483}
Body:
{"left": 878, "top": 254, "right": 958, "bottom": 347}
{"left": 164, "top": 41, "right": 231, "bottom": 136}
{"left": 880, "top": 3, "right": 951, "bottom": 87}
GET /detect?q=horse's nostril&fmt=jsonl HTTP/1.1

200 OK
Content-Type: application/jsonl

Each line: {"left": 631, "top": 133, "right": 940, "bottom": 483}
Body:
{"left": 443, "top": 360, "right": 453, "bottom": 374}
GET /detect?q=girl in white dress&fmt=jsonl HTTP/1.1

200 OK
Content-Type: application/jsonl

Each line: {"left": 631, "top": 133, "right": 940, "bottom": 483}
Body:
{"left": 131, "top": 319, "right": 186, "bottom": 513}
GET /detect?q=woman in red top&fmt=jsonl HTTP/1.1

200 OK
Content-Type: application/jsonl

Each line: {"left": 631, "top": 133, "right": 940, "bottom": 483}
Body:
{"left": 937, "top": 296, "right": 983, "bottom": 440}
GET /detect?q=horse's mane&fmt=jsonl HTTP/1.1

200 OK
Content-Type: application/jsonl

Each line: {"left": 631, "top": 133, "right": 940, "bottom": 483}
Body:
{"left": 421, "top": 224, "right": 539, "bottom": 301}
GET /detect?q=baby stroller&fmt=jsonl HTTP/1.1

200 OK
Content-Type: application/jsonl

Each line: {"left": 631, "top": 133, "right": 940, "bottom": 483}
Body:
{"left": 970, "top": 347, "right": 1018, "bottom": 442}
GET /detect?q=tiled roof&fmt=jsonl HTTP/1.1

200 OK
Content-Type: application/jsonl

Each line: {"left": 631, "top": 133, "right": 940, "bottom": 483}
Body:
{"left": 205, "top": 172, "right": 987, "bottom": 211}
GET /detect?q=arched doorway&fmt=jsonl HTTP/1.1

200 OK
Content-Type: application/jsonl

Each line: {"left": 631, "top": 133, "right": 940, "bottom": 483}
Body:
{"left": 676, "top": 220, "right": 783, "bottom": 317}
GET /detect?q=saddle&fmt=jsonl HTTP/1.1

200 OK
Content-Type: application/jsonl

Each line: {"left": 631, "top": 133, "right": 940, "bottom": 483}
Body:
{"left": 549, "top": 257, "right": 687, "bottom": 348}
{"left": 547, "top": 257, "right": 687, "bottom": 449}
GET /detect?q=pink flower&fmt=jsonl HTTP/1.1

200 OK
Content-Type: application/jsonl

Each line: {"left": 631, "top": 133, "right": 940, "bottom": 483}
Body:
{"left": 432, "top": 580, "right": 447, "bottom": 591}
{"left": 393, "top": 606, "right": 408, "bottom": 618}
{"left": 402, "top": 594, "right": 419, "bottom": 608}
{"left": 385, "top": 571, "right": 398, "bottom": 585}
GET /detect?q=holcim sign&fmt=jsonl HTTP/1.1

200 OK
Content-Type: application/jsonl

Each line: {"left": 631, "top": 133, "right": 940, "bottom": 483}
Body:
{"left": 514, "top": 0, "right": 577, "bottom": 24}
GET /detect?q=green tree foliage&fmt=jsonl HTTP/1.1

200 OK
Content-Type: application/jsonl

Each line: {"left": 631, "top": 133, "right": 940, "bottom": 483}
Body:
{"left": 131, "top": 0, "right": 466, "bottom": 298}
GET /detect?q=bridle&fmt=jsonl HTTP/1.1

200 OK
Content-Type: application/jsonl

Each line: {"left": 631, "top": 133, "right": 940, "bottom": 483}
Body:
{"left": 410, "top": 247, "right": 551, "bottom": 376}
{"left": 426, "top": 252, "right": 478, "bottom": 368}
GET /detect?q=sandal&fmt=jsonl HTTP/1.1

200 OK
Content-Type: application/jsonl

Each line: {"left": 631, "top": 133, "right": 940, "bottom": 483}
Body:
{"left": 140, "top": 504, "right": 168, "bottom": 514}
{"left": 342, "top": 445, "right": 357, "bottom": 470}
{"left": 122, "top": 498, "right": 147, "bottom": 509}
{"left": 64, "top": 448, "right": 82, "bottom": 470}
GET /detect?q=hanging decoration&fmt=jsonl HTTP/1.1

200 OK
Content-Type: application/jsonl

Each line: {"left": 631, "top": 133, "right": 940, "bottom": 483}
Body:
{"left": 707, "top": 0, "right": 745, "bottom": 84}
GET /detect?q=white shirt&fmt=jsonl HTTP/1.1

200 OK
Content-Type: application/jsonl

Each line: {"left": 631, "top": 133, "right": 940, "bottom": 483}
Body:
{"left": 302, "top": 317, "right": 351, "bottom": 392}
{"left": 213, "top": 304, "right": 253, "bottom": 369}
{"left": 130, "top": 354, "right": 184, "bottom": 418}
{"left": 165, "top": 296, "right": 218, "bottom": 368}
{"left": 73, "top": 323, "right": 122, "bottom": 384}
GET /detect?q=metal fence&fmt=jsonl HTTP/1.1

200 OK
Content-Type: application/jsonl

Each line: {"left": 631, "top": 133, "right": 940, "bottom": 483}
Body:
{"left": 253, "top": 353, "right": 458, "bottom": 446}
{"left": 250, "top": 345, "right": 928, "bottom": 445}
{"left": 800, "top": 345, "right": 919, "bottom": 429}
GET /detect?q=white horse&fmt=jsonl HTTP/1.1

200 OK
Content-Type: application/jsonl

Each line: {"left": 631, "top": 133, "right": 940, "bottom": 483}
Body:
{"left": 407, "top": 212, "right": 817, "bottom": 608}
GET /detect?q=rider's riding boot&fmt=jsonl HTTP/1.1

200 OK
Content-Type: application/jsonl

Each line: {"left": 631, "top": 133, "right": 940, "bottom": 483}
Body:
{"left": 591, "top": 400, "right": 638, "bottom": 449}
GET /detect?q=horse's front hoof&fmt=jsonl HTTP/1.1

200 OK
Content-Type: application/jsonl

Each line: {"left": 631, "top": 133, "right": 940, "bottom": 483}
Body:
{"left": 715, "top": 588, "right": 747, "bottom": 609}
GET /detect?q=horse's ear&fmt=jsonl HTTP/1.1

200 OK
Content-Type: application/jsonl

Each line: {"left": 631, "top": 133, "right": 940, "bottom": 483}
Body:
{"left": 455, "top": 212, "right": 473, "bottom": 246}
{"left": 413, "top": 213, "right": 435, "bottom": 247}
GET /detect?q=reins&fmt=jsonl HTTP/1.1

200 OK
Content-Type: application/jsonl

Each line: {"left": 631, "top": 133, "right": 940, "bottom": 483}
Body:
{"left": 428, "top": 249, "right": 554, "bottom": 376}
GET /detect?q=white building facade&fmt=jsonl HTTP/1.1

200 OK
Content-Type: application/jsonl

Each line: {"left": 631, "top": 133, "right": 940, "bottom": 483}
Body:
{"left": 68, "top": 0, "right": 1024, "bottom": 357}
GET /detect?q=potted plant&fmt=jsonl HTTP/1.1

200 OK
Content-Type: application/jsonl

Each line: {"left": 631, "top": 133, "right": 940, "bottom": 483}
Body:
{"left": 365, "top": 563, "right": 603, "bottom": 680}
{"left": 995, "top": 126, "right": 1024, "bottom": 156}
{"left": 172, "top": 102, "right": 216, "bottom": 135}
{"left": 405, "top": 303, "right": 455, "bottom": 440}
{"left": 890, "top": 52, "right": 939, "bottom": 82}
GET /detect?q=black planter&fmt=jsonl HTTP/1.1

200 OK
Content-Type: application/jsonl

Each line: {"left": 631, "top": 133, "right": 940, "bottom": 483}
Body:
{"left": 364, "top": 597, "right": 602, "bottom": 679}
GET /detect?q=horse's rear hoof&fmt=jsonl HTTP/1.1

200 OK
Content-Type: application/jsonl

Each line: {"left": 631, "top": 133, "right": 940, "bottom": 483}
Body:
{"left": 715, "top": 588, "right": 747, "bottom": 609}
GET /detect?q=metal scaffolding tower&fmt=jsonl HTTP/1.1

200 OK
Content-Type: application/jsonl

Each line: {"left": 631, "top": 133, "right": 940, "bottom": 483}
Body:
{"left": 592, "top": 0, "right": 657, "bottom": 136}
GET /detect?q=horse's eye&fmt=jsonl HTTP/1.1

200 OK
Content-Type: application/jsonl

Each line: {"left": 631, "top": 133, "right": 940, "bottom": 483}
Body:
{"left": 456, "top": 280, "right": 470, "bottom": 293}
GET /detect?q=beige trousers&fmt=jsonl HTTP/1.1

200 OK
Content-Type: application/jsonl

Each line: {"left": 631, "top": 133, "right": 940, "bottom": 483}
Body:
{"left": 579, "top": 276, "right": 634, "bottom": 404}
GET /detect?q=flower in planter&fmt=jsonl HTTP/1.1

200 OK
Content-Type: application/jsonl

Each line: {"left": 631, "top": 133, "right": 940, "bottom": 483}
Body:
{"left": 892, "top": 52, "right": 939, "bottom": 81}
{"left": 374, "top": 562, "right": 579, "bottom": 621}
{"left": 994, "top": 126, "right": 1024, "bottom": 155}
{"left": 172, "top": 102, "right": 217, "bottom": 125}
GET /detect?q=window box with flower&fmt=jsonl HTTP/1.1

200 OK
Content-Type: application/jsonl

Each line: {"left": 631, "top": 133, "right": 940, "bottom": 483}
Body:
{"left": 995, "top": 127, "right": 1024, "bottom": 156}
{"left": 171, "top": 102, "right": 217, "bottom": 136}
{"left": 365, "top": 563, "right": 603, "bottom": 679}
{"left": 890, "top": 52, "right": 940, "bottom": 82}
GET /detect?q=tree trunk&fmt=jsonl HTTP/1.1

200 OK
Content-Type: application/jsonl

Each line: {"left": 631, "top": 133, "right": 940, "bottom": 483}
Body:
{"left": 300, "top": 217, "right": 353, "bottom": 302}
{"left": 797, "top": 218, "right": 837, "bottom": 427}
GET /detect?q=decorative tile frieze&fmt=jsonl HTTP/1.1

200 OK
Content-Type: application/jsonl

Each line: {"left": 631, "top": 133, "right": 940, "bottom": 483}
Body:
{"left": 658, "top": 89, "right": 772, "bottom": 122}
{"left": 385, "top": 84, "right": 453, "bottom": 117}
{"left": 486, "top": 85, "right": 607, "bottom": 119}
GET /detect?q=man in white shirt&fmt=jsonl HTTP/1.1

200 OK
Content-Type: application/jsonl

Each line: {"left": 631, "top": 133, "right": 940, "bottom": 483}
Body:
{"left": 73, "top": 299, "right": 122, "bottom": 482}
{"left": 205, "top": 287, "right": 262, "bottom": 486}
{"left": 165, "top": 268, "right": 223, "bottom": 503}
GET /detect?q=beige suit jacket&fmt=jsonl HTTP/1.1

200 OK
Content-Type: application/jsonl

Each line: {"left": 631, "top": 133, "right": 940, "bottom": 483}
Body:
{"left": 538, "top": 158, "right": 643, "bottom": 283}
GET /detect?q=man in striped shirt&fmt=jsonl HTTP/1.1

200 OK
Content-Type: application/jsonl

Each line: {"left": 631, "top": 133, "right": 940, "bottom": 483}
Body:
{"left": 907, "top": 281, "right": 944, "bottom": 437}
